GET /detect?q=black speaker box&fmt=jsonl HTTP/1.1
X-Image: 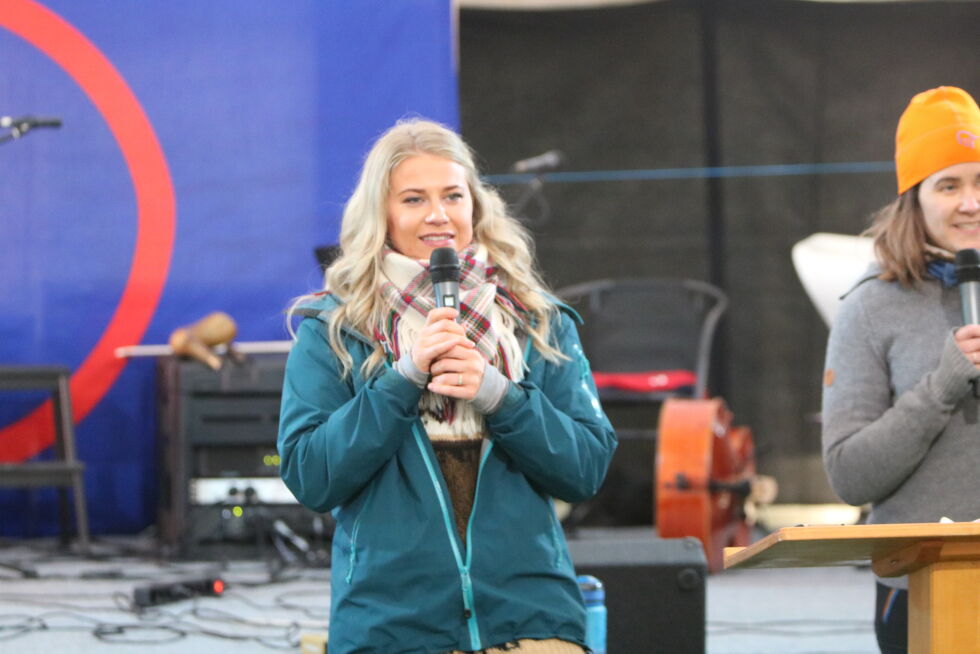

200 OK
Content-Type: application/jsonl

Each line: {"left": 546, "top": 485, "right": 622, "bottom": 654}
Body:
{"left": 157, "top": 354, "right": 329, "bottom": 559}
{"left": 568, "top": 534, "right": 706, "bottom": 653}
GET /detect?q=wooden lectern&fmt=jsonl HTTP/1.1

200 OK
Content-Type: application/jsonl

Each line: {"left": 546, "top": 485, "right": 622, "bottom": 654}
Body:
{"left": 724, "top": 523, "right": 980, "bottom": 653}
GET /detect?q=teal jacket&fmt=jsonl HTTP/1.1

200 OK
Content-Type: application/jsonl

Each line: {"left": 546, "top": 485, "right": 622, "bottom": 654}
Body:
{"left": 278, "top": 294, "right": 616, "bottom": 653}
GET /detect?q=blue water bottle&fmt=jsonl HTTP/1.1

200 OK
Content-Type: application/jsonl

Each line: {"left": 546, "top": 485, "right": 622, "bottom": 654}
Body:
{"left": 577, "top": 574, "right": 606, "bottom": 654}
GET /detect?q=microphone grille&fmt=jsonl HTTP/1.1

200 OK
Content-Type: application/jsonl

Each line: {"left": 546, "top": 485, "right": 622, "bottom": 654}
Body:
{"left": 955, "top": 248, "right": 980, "bottom": 283}
{"left": 429, "top": 247, "right": 460, "bottom": 283}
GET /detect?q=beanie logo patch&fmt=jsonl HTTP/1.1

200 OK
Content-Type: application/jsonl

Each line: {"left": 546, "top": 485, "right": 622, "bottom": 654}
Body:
{"left": 956, "top": 129, "right": 979, "bottom": 150}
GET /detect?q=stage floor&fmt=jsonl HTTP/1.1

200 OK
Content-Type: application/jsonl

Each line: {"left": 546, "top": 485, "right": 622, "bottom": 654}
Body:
{"left": 0, "top": 535, "right": 878, "bottom": 654}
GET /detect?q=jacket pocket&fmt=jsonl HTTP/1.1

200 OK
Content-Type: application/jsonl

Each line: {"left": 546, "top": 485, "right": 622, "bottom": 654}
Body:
{"left": 337, "top": 483, "right": 376, "bottom": 585}
{"left": 345, "top": 510, "right": 363, "bottom": 584}
{"left": 547, "top": 499, "right": 567, "bottom": 569}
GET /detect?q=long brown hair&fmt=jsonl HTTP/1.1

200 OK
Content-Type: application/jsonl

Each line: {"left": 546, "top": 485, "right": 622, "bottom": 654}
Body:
{"left": 863, "top": 188, "right": 930, "bottom": 287}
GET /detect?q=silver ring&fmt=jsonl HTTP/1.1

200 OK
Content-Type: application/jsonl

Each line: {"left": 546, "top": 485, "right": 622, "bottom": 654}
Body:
{"left": 457, "top": 373, "right": 463, "bottom": 386}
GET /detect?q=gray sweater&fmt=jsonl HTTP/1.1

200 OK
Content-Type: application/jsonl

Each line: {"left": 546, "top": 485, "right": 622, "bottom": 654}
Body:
{"left": 822, "top": 266, "right": 980, "bottom": 586}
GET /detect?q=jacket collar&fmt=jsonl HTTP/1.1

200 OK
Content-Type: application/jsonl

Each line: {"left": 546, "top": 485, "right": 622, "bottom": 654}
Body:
{"left": 293, "top": 292, "right": 373, "bottom": 346}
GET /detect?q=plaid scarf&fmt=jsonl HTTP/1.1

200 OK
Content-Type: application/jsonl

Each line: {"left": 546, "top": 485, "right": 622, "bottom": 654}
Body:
{"left": 378, "top": 244, "right": 527, "bottom": 436}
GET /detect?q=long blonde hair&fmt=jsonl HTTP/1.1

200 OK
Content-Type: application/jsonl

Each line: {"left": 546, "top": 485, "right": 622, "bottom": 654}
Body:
{"left": 307, "top": 118, "right": 562, "bottom": 377}
{"left": 864, "top": 187, "right": 930, "bottom": 287}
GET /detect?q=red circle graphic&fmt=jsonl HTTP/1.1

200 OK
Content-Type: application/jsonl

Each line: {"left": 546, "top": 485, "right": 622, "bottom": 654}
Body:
{"left": 0, "top": 0, "right": 175, "bottom": 460}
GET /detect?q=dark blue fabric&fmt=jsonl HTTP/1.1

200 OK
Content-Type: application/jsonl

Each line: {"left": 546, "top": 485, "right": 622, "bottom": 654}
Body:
{"left": 875, "top": 582, "right": 907, "bottom": 654}
{"left": 926, "top": 260, "right": 958, "bottom": 288}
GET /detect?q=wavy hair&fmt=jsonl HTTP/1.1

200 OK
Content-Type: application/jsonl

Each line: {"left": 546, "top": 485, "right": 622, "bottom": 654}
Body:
{"left": 863, "top": 187, "right": 931, "bottom": 287}
{"left": 298, "top": 118, "right": 562, "bottom": 377}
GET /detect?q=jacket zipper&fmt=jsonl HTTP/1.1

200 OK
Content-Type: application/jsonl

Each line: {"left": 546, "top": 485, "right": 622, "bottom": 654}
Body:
{"left": 410, "top": 325, "right": 535, "bottom": 647}
{"left": 412, "top": 423, "right": 483, "bottom": 651}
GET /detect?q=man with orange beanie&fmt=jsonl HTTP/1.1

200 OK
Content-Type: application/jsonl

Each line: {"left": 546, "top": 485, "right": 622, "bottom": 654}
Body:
{"left": 822, "top": 86, "right": 980, "bottom": 654}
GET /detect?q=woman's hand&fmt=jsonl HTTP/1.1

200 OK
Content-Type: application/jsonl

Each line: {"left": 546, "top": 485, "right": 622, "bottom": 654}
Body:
{"left": 954, "top": 324, "right": 980, "bottom": 368}
{"left": 411, "top": 307, "right": 473, "bottom": 374}
{"left": 428, "top": 342, "right": 486, "bottom": 400}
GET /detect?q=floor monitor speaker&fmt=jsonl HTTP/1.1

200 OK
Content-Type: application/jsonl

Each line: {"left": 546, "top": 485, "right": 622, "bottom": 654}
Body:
{"left": 568, "top": 534, "right": 706, "bottom": 653}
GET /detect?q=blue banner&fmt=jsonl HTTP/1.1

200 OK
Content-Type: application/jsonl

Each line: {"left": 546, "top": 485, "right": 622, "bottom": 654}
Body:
{"left": 0, "top": 0, "right": 457, "bottom": 534}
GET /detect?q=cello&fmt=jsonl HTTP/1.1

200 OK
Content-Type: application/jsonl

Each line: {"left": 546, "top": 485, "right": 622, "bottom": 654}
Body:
{"left": 655, "top": 397, "right": 777, "bottom": 572}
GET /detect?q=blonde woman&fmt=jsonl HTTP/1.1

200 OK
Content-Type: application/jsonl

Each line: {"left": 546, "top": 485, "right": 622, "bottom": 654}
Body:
{"left": 278, "top": 118, "right": 616, "bottom": 654}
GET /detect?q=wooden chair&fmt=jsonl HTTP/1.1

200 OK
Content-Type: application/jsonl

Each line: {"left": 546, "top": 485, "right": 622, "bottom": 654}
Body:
{"left": 0, "top": 366, "right": 90, "bottom": 551}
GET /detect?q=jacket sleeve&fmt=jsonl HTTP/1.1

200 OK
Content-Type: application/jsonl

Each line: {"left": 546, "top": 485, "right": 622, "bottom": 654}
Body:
{"left": 821, "top": 293, "right": 977, "bottom": 506}
{"left": 277, "top": 318, "right": 424, "bottom": 512}
{"left": 484, "top": 310, "right": 617, "bottom": 503}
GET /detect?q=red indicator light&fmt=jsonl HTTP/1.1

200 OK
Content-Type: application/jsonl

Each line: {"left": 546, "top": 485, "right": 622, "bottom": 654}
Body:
{"left": 212, "top": 579, "right": 225, "bottom": 594}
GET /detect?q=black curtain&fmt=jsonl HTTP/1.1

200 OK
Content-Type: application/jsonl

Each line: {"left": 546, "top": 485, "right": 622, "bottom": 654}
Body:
{"left": 459, "top": 0, "right": 980, "bottom": 506}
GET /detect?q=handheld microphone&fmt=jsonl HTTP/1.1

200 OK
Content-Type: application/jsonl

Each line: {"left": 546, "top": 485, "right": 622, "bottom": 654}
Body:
{"left": 955, "top": 248, "right": 980, "bottom": 324}
{"left": 429, "top": 247, "right": 461, "bottom": 312}
{"left": 511, "top": 149, "right": 565, "bottom": 174}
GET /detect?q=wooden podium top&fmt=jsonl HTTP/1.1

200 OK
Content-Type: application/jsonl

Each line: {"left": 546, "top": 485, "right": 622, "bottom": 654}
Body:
{"left": 724, "top": 522, "right": 980, "bottom": 571}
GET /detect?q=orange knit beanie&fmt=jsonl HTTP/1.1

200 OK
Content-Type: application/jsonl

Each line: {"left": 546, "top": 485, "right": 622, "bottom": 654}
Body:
{"left": 895, "top": 86, "right": 980, "bottom": 194}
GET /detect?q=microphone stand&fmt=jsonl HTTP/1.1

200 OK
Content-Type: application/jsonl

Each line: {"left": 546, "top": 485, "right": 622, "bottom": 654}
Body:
{"left": 1, "top": 116, "right": 62, "bottom": 145}
{"left": 507, "top": 149, "right": 563, "bottom": 228}
{"left": 511, "top": 174, "right": 551, "bottom": 228}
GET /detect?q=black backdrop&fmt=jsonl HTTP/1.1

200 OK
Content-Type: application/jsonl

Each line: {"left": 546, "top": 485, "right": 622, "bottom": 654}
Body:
{"left": 458, "top": 0, "right": 980, "bottom": 504}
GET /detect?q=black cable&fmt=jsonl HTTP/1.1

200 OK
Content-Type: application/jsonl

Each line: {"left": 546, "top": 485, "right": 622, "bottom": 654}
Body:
{"left": 152, "top": 601, "right": 302, "bottom": 650}
{"left": 0, "top": 561, "right": 38, "bottom": 578}
{"left": 93, "top": 622, "right": 187, "bottom": 644}
{"left": 0, "top": 539, "right": 225, "bottom": 582}
{"left": 0, "top": 606, "right": 303, "bottom": 649}
{"left": 0, "top": 537, "right": 328, "bottom": 648}
{"left": 272, "top": 589, "right": 330, "bottom": 621}
{"left": 0, "top": 594, "right": 123, "bottom": 612}
{"left": 0, "top": 614, "right": 45, "bottom": 641}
